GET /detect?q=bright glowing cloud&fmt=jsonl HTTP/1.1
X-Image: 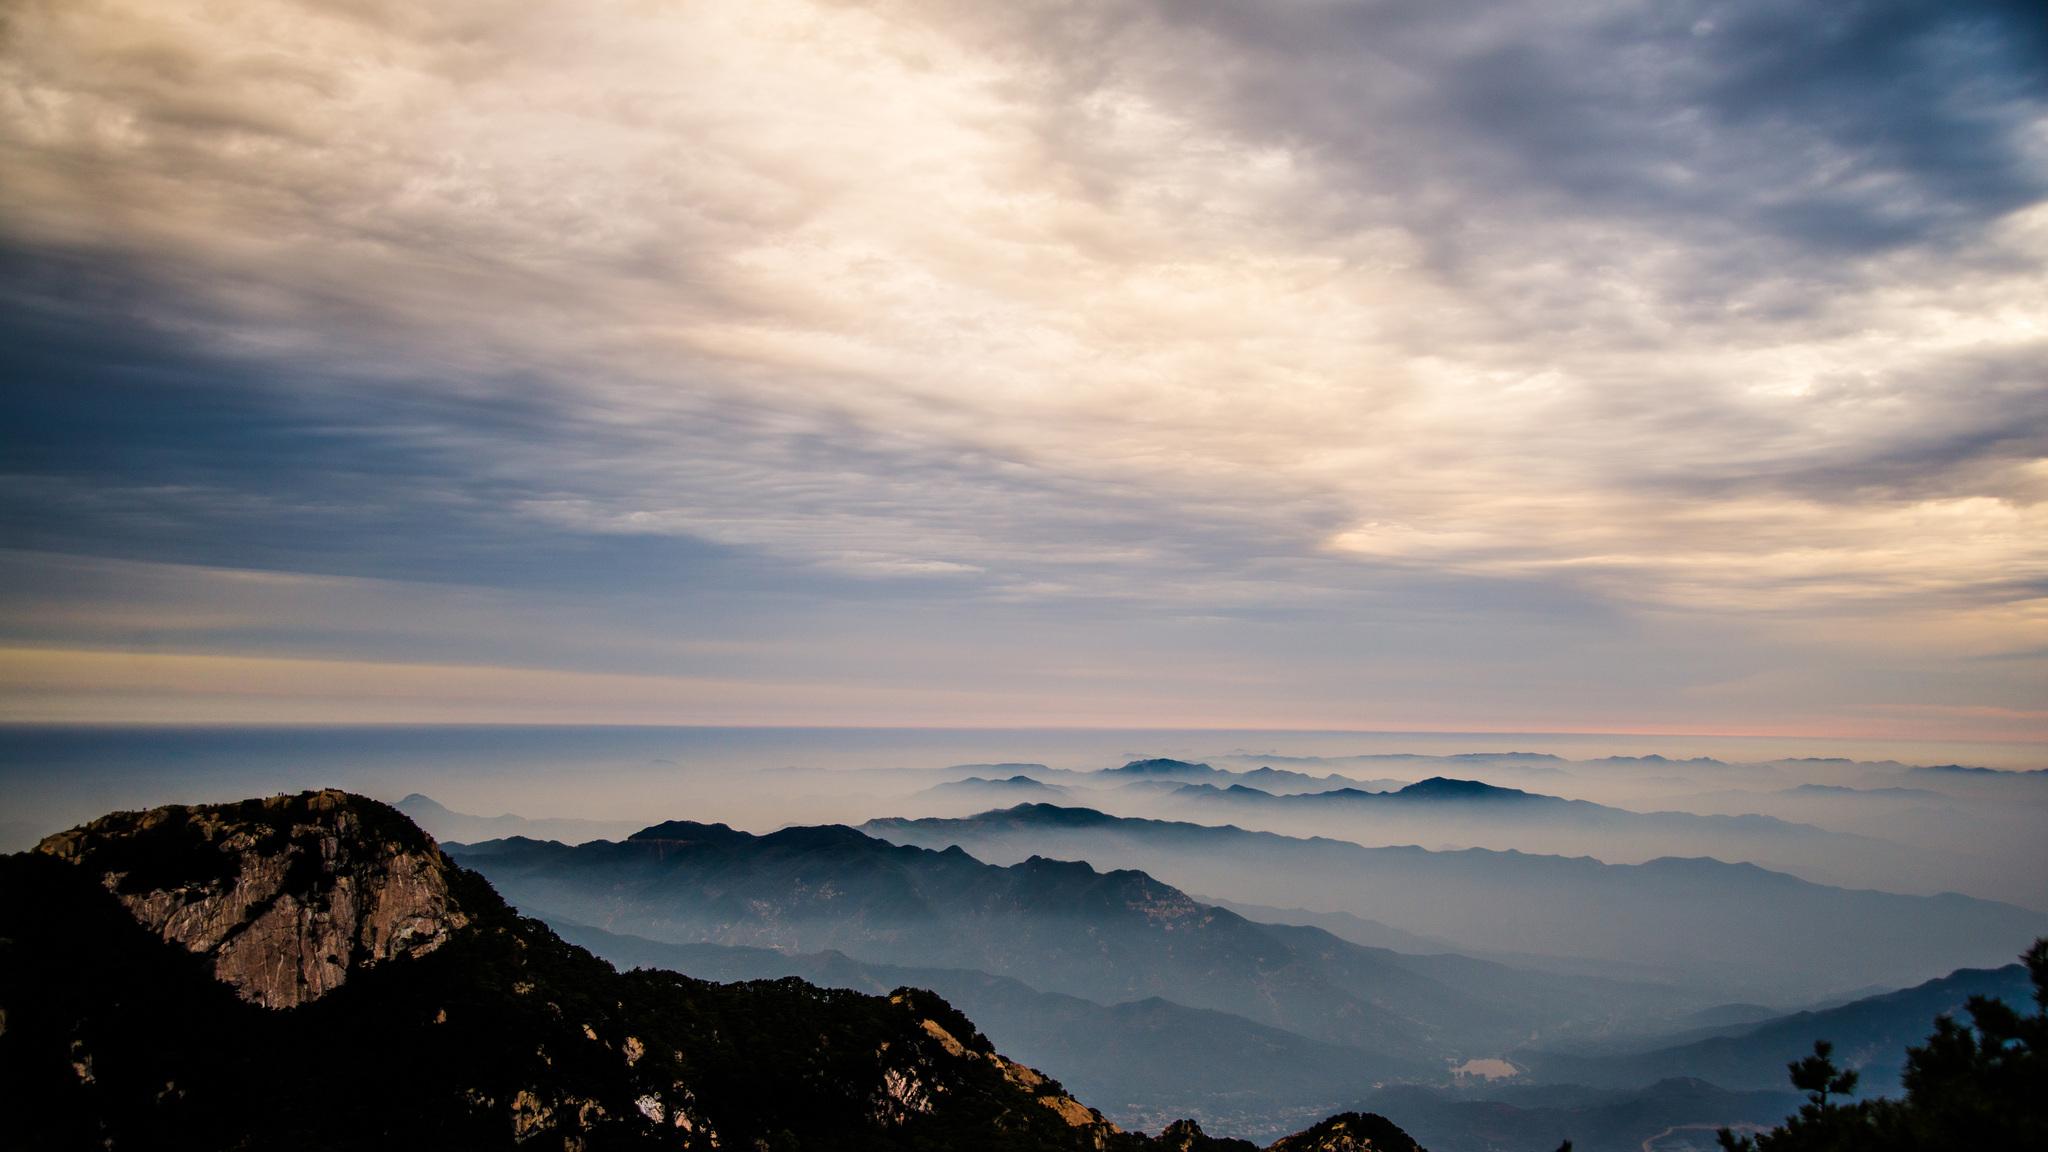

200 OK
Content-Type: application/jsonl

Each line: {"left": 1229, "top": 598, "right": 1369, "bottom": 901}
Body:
{"left": 1, "top": 0, "right": 2044, "bottom": 733}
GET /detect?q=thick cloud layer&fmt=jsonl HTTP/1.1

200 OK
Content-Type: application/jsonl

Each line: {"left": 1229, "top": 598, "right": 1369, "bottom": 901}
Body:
{"left": 1, "top": 0, "right": 2044, "bottom": 733}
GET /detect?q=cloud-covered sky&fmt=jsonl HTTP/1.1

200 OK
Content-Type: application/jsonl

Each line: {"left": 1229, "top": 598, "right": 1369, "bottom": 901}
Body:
{"left": 2, "top": 0, "right": 2045, "bottom": 739}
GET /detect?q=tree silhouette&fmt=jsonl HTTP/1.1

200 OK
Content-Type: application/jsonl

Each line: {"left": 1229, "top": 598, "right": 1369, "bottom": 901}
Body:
{"left": 1717, "top": 938, "right": 2048, "bottom": 1151}
{"left": 1787, "top": 1041, "right": 1857, "bottom": 1106}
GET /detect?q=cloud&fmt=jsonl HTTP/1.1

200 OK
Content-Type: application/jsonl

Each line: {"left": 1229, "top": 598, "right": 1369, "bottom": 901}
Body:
{"left": 1, "top": 0, "right": 2045, "bottom": 728}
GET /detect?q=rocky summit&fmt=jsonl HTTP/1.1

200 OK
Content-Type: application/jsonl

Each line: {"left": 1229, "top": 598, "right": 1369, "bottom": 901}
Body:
{"left": 36, "top": 789, "right": 469, "bottom": 1008}
{"left": 1267, "top": 1114, "right": 1423, "bottom": 1152}
{"left": 1, "top": 789, "right": 1422, "bottom": 1152}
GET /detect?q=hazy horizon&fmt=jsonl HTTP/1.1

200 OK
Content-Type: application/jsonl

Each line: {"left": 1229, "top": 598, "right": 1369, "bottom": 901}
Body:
{"left": 9, "top": 722, "right": 2044, "bottom": 900}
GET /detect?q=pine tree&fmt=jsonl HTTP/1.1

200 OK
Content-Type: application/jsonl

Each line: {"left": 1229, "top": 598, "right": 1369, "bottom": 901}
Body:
{"left": 1716, "top": 938, "right": 2048, "bottom": 1152}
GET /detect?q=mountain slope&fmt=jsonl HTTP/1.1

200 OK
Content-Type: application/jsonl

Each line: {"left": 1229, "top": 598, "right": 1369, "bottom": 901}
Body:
{"left": 1519, "top": 961, "right": 2037, "bottom": 1094}
{"left": 860, "top": 805, "right": 2045, "bottom": 1000}
{"left": 448, "top": 822, "right": 1519, "bottom": 1062}
{"left": 2, "top": 789, "right": 1416, "bottom": 1152}
{"left": 551, "top": 920, "right": 1391, "bottom": 1140}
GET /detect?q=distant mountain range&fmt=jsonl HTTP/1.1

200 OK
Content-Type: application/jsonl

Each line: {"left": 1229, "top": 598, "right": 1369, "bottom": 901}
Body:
{"left": 924, "top": 760, "right": 2026, "bottom": 909}
{"left": 448, "top": 820, "right": 1685, "bottom": 1062}
{"left": 1094, "top": 758, "right": 1396, "bottom": 795}
{"left": 861, "top": 805, "right": 2046, "bottom": 1000}
{"left": 1142, "top": 775, "right": 1987, "bottom": 898}
{"left": 1910, "top": 763, "right": 2048, "bottom": 778}
{"left": 395, "top": 792, "right": 641, "bottom": 845}
{"left": 1781, "top": 784, "right": 1941, "bottom": 799}
{"left": 919, "top": 775, "right": 1071, "bottom": 804}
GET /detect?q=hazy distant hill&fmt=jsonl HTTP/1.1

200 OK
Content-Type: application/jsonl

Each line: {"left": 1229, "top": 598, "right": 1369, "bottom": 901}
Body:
{"left": 1092, "top": 759, "right": 1381, "bottom": 795}
{"left": 550, "top": 919, "right": 1384, "bottom": 1138}
{"left": 395, "top": 792, "right": 641, "bottom": 845}
{"left": 941, "top": 762, "right": 1062, "bottom": 779}
{"left": 1197, "top": 898, "right": 1456, "bottom": 956}
{"left": 1519, "top": 961, "right": 2036, "bottom": 1094}
{"left": 1147, "top": 777, "right": 1987, "bottom": 898}
{"left": 452, "top": 822, "right": 1504, "bottom": 1060}
{"left": 919, "top": 775, "right": 1071, "bottom": 803}
{"left": 1910, "top": 763, "right": 2048, "bottom": 778}
{"left": 861, "top": 805, "right": 2045, "bottom": 1000}
{"left": 450, "top": 821, "right": 1697, "bottom": 1061}
{"left": 1782, "top": 784, "right": 1941, "bottom": 799}
{"left": 1105, "top": 758, "right": 1228, "bottom": 779}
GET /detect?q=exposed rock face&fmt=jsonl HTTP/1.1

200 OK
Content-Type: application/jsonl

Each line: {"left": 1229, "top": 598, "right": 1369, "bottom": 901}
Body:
{"left": 888, "top": 989, "right": 1126, "bottom": 1149}
{"left": 36, "top": 789, "right": 468, "bottom": 1008}
{"left": 1266, "top": 1112, "right": 1424, "bottom": 1152}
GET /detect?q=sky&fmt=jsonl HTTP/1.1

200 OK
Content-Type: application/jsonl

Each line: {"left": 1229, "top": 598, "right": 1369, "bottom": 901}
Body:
{"left": 2, "top": 0, "right": 2046, "bottom": 740}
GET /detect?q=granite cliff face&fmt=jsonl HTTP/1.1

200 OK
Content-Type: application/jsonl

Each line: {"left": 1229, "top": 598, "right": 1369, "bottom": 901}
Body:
{"left": 36, "top": 789, "right": 467, "bottom": 1007}
{"left": 1, "top": 790, "right": 1423, "bottom": 1152}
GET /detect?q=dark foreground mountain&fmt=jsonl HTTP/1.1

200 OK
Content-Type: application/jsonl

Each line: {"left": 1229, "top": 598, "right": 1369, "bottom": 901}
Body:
{"left": 450, "top": 821, "right": 1699, "bottom": 1062}
{"left": 861, "top": 806, "right": 2045, "bottom": 1000}
{"left": 0, "top": 790, "right": 1422, "bottom": 1152}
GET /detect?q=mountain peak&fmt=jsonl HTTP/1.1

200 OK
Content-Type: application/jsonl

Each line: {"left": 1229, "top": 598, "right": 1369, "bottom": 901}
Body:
{"left": 1394, "top": 776, "right": 1531, "bottom": 800}
{"left": 1267, "top": 1111, "right": 1423, "bottom": 1152}
{"left": 759, "top": 823, "right": 883, "bottom": 851}
{"left": 1108, "top": 758, "right": 1216, "bottom": 776}
{"left": 1014, "top": 854, "right": 1102, "bottom": 879}
{"left": 35, "top": 789, "right": 470, "bottom": 1008}
{"left": 627, "top": 818, "right": 748, "bottom": 842}
{"left": 933, "top": 774, "right": 1058, "bottom": 792}
{"left": 978, "top": 803, "right": 1121, "bottom": 826}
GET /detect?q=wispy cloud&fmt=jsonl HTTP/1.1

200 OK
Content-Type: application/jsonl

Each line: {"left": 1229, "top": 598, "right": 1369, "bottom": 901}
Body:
{"left": 1, "top": 0, "right": 2044, "bottom": 730}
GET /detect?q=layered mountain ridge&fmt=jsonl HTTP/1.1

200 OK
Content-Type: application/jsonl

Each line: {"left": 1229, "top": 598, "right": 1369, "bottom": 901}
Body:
{"left": 861, "top": 804, "right": 2045, "bottom": 999}
{"left": 0, "top": 789, "right": 1424, "bottom": 1152}
{"left": 448, "top": 816, "right": 1696, "bottom": 1063}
